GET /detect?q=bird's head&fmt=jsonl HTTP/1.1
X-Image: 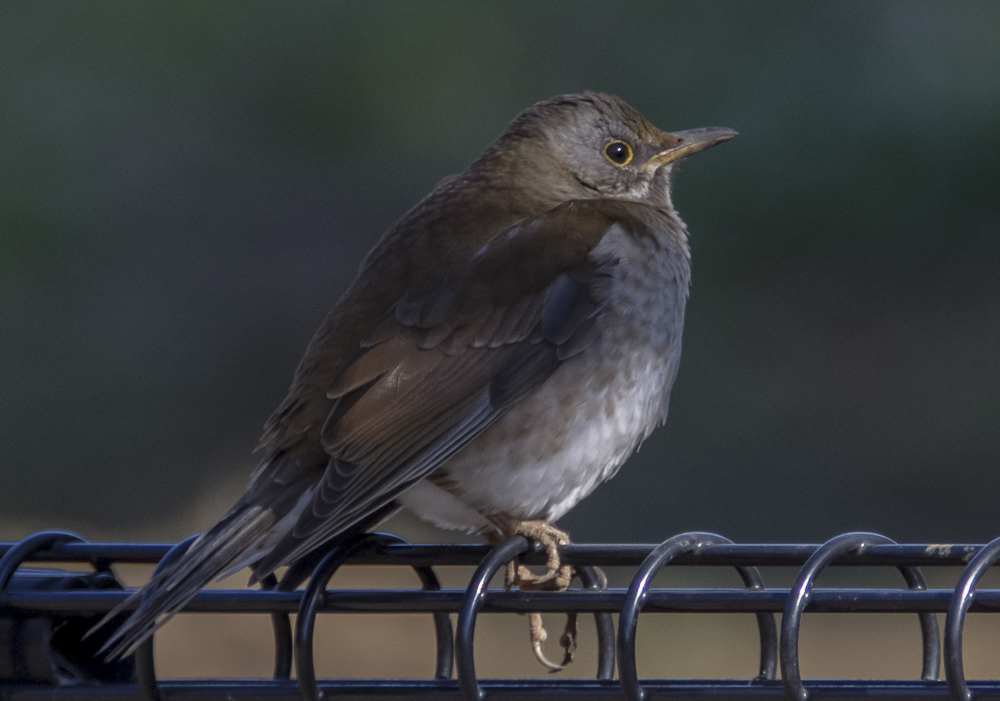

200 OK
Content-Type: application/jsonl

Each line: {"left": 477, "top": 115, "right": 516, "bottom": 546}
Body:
{"left": 479, "top": 92, "right": 736, "bottom": 209}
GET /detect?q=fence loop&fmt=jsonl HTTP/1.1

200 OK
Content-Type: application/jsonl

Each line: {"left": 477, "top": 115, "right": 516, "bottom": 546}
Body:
{"left": 295, "top": 535, "right": 373, "bottom": 701}
{"left": 734, "top": 562, "right": 779, "bottom": 682}
{"left": 0, "top": 531, "right": 90, "bottom": 594}
{"left": 944, "top": 535, "right": 1000, "bottom": 701}
{"left": 294, "top": 532, "right": 452, "bottom": 701}
{"left": 0, "top": 530, "right": 137, "bottom": 685}
{"left": 617, "top": 532, "right": 770, "bottom": 701}
{"left": 258, "top": 573, "right": 293, "bottom": 680}
{"left": 780, "top": 532, "right": 939, "bottom": 701}
{"left": 135, "top": 533, "right": 201, "bottom": 701}
{"left": 370, "top": 534, "right": 454, "bottom": 681}
{"left": 456, "top": 536, "right": 529, "bottom": 701}
{"left": 456, "top": 537, "right": 620, "bottom": 697}
{"left": 577, "top": 565, "right": 616, "bottom": 680}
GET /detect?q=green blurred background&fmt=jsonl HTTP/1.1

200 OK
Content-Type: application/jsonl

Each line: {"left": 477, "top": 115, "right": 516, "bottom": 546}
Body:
{"left": 2, "top": 1, "right": 999, "bottom": 545}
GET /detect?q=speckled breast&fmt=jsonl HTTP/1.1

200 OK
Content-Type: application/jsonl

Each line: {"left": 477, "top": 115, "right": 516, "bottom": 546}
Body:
{"left": 398, "top": 220, "right": 691, "bottom": 533}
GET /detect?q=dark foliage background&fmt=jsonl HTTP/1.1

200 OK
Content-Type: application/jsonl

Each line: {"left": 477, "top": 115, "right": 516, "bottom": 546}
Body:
{"left": 2, "top": 2, "right": 999, "bottom": 543}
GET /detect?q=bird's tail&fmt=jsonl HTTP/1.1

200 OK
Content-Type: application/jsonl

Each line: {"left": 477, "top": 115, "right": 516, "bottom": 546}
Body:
{"left": 91, "top": 504, "right": 277, "bottom": 660}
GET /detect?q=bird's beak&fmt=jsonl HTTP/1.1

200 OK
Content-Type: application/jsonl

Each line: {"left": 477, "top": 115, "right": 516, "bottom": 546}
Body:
{"left": 646, "top": 127, "right": 738, "bottom": 168}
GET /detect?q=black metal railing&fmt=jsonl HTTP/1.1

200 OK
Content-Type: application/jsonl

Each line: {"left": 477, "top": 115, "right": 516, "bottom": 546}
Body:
{"left": 3, "top": 529, "right": 1000, "bottom": 700}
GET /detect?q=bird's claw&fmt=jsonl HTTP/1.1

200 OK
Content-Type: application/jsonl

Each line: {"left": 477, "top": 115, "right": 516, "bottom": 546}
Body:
{"left": 517, "top": 563, "right": 573, "bottom": 590}
{"left": 559, "top": 612, "right": 578, "bottom": 667}
{"left": 527, "top": 612, "right": 578, "bottom": 671}
{"left": 529, "top": 613, "right": 563, "bottom": 671}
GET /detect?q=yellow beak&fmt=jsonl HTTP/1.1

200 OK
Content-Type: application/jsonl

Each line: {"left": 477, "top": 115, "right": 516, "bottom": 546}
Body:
{"left": 647, "top": 127, "right": 738, "bottom": 167}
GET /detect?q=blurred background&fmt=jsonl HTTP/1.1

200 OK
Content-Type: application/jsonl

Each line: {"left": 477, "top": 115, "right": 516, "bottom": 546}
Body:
{"left": 2, "top": 0, "right": 1000, "bottom": 681}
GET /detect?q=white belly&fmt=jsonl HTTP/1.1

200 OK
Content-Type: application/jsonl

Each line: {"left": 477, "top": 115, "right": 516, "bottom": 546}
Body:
{"left": 397, "top": 224, "right": 688, "bottom": 533}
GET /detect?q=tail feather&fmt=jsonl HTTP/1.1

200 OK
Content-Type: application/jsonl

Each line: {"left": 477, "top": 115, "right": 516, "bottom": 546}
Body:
{"left": 93, "top": 506, "right": 276, "bottom": 660}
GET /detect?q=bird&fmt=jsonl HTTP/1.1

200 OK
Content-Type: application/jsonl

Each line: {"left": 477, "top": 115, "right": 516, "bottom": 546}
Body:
{"left": 96, "top": 92, "right": 736, "bottom": 667}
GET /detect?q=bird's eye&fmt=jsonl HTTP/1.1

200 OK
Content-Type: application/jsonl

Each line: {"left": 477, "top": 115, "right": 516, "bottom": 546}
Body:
{"left": 603, "top": 140, "right": 633, "bottom": 166}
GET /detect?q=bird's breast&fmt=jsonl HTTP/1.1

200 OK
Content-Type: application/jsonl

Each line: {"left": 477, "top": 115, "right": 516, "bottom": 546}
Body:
{"left": 399, "top": 222, "right": 690, "bottom": 529}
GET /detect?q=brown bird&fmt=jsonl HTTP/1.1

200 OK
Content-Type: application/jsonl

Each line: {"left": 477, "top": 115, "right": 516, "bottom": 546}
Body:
{"left": 98, "top": 92, "right": 736, "bottom": 666}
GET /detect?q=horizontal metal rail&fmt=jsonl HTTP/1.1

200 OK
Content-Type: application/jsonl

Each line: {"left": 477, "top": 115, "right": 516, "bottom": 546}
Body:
{"left": 0, "top": 541, "right": 984, "bottom": 567}
{"left": 8, "top": 678, "right": 1000, "bottom": 701}
{"left": 7, "top": 587, "right": 1000, "bottom": 614}
{"left": 1, "top": 529, "right": 1000, "bottom": 701}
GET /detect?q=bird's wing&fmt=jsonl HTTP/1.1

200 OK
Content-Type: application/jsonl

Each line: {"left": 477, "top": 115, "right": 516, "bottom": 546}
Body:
{"left": 252, "top": 200, "right": 643, "bottom": 574}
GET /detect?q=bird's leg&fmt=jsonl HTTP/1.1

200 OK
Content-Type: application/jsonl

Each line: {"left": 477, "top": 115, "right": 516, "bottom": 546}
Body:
{"left": 487, "top": 516, "right": 576, "bottom": 671}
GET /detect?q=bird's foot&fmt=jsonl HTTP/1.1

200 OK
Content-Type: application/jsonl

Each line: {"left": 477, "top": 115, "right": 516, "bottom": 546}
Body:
{"left": 493, "top": 519, "right": 575, "bottom": 671}
{"left": 512, "top": 519, "right": 572, "bottom": 587}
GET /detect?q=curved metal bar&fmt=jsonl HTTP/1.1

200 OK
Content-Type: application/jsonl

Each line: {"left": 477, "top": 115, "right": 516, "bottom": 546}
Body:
{"left": 456, "top": 536, "right": 530, "bottom": 701}
{"left": 944, "top": 536, "right": 1000, "bottom": 701}
{"left": 259, "top": 573, "right": 293, "bottom": 680}
{"left": 617, "top": 532, "right": 735, "bottom": 701}
{"left": 409, "top": 555, "right": 455, "bottom": 681}
{"left": 895, "top": 558, "right": 941, "bottom": 681}
{"left": 781, "top": 532, "right": 939, "bottom": 701}
{"left": 577, "top": 565, "right": 615, "bottom": 680}
{"left": 295, "top": 532, "right": 454, "bottom": 701}
{"left": 364, "top": 533, "right": 454, "bottom": 680}
{"left": 0, "top": 530, "right": 89, "bottom": 593}
{"left": 295, "top": 538, "right": 361, "bottom": 701}
{"left": 733, "top": 563, "right": 778, "bottom": 681}
{"left": 0, "top": 530, "right": 135, "bottom": 686}
{"left": 135, "top": 533, "right": 201, "bottom": 701}
{"left": 782, "top": 534, "right": 889, "bottom": 701}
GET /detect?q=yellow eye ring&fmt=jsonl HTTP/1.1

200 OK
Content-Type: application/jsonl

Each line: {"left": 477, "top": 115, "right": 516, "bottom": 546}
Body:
{"left": 603, "top": 140, "right": 633, "bottom": 166}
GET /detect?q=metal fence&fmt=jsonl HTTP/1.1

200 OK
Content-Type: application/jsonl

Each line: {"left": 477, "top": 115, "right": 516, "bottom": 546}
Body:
{"left": 3, "top": 529, "right": 1000, "bottom": 701}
